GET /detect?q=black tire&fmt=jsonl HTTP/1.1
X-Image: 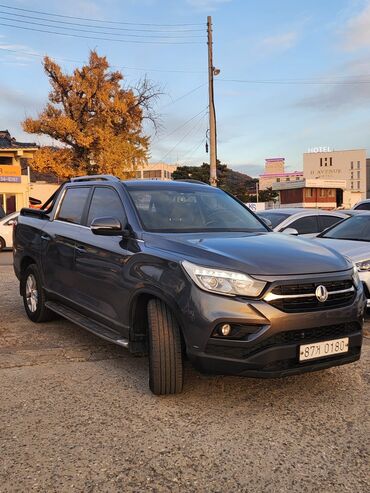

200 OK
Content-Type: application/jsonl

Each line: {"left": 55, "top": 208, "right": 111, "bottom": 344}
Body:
{"left": 22, "top": 264, "right": 54, "bottom": 323}
{"left": 0, "top": 237, "right": 5, "bottom": 251}
{"left": 147, "top": 299, "right": 183, "bottom": 395}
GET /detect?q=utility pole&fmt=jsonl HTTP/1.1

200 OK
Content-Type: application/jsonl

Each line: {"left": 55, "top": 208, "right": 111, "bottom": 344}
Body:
{"left": 207, "top": 16, "right": 218, "bottom": 187}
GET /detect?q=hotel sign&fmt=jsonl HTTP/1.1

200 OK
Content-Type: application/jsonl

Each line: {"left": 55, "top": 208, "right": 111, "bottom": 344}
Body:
{"left": 307, "top": 146, "right": 332, "bottom": 153}
{"left": 0, "top": 165, "right": 21, "bottom": 183}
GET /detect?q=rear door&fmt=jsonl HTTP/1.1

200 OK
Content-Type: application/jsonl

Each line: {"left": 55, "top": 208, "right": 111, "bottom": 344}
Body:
{"left": 318, "top": 214, "right": 345, "bottom": 233}
{"left": 73, "top": 186, "right": 132, "bottom": 335}
{"left": 41, "top": 186, "right": 91, "bottom": 302}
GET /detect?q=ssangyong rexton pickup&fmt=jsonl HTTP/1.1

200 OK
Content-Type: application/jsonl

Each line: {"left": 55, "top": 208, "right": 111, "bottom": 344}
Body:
{"left": 13, "top": 176, "right": 366, "bottom": 394}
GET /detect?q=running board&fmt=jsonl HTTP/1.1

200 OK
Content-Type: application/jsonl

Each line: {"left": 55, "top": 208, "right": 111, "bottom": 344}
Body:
{"left": 45, "top": 301, "right": 129, "bottom": 348}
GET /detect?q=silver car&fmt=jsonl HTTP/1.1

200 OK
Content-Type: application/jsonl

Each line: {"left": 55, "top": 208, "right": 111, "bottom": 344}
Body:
{"left": 353, "top": 199, "right": 370, "bottom": 211}
{"left": 257, "top": 209, "right": 348, "bottom": 237}
{"left": 314, "top": 213, "right": 370, "bottom": 307}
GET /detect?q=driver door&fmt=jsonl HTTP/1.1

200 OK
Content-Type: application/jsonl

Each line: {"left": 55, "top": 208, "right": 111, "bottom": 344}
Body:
{"left": 73, "top": 186, "right": 132, "bottom": 336}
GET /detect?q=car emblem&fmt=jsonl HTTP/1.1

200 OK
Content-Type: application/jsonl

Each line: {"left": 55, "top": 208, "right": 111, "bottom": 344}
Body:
{"left": 315, "top": 285, "right": 328, "bottom": 303}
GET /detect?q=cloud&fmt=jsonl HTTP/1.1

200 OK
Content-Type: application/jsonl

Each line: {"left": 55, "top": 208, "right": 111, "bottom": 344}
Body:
{"left": 258, "top": 30, "right": 299, "bottom": 54}
{"left": 0, "top": 84, "right": 42, "bottom": 109}
{"left": 342, "top": 1, "right": 370, "bottom": 51}
{"left": 186, "top": 0, "right": 232, "bottom": 12}
{"left": 295, "top": 56, "right": 370, "bottom": 110}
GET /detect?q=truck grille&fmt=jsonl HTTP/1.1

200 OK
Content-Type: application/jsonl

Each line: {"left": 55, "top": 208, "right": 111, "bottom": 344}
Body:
{"left": 265, "top": 279, "right": 355, "bottom": 312}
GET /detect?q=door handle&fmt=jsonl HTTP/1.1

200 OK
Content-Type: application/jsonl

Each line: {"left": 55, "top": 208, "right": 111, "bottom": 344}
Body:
{"left": 40, "top": 235, "right": 50, "bottom": 241}
{"left": 75, "top": 245, "right": 86, "bottom": 253}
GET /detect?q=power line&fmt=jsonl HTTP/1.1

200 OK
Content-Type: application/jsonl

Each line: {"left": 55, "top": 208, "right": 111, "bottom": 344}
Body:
{"left": 159, "top": 84, "right": 207, "bottom": 110}
{"left": 0, "top": 10, "right": 204, "bottom": 33}
{"left": 0, "top": 47, "right": 205, "bottom": 74}
{"left": 0, "top": 3, "right": 203, "bottom": 27}
{"left": 159, "top": 110, "right": 208, "bottom": 161}
{"left": 217, "top": 78, "right": 370, "bottom": 85}
{"left": 0, "top": 21, "right": 203, "bottom": 44}
{"left": 0, "top": 15, "right": 204, "bottom": 39}
{"left": 154, "top": 107, "right": 208, "bottom": 143}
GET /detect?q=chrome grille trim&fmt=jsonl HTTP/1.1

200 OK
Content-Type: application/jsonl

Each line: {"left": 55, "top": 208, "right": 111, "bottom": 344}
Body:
{"left": 264, "top": 286, "right": 355, "bottom": 302}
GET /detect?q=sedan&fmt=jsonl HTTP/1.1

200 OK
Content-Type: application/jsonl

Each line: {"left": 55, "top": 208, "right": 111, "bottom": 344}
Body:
{"left": 314, "top": 213, "right": 370, "bottom": 308}
{"left": 257, "top": 209, "right": 348, "bottom": 236}
{"left": 0, "top": 212, "right": 18, "bottom": 251}
{"left": 353, "top": 199, "right": 370, "bottom": 211}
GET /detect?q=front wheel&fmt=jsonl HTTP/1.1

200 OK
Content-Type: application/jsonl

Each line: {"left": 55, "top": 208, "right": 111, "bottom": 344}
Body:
{"left": 147, "top": 299, "right": 183, "bottom": 395}
{"left": 22, "top": 264, "right": 54, "bottom": 323}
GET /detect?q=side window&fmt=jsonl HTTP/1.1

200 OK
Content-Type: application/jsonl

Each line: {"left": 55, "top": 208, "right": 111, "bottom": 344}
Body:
{"left": 56, "top": 187, "right": 90, "bottom": 225}
{"left": 87, "top": 187, "right": 126, "bottom": 227}
{"left": 320, "top": 215, "right": 343, "bottom": 231}
{"left": 355, "top": 203, "right": 370, "bottom": 210}
{"left": 287, "top": 216, "right": 320, "bottom": 234}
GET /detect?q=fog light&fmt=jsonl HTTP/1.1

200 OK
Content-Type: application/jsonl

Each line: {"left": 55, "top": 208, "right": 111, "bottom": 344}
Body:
{"left": 220, "top": 323, "right": 231, "bottom": 336}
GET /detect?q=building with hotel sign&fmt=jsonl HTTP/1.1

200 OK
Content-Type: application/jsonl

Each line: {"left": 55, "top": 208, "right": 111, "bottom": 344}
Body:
{"left": 303, "top": 148, "right": 370, "bottom": 208}
{"left": 0, "top": 130, "right": 38, "bottom": 214}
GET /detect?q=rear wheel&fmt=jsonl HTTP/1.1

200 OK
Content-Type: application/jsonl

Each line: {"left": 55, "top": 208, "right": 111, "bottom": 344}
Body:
{"left": 0, "top": 237, "right": 5, "bottom": 251}
{"left": 22, "top": 264, "right": 54, "bottom": 323}
{"left": 147, "top": 299, "right": 183, "bottom": 395}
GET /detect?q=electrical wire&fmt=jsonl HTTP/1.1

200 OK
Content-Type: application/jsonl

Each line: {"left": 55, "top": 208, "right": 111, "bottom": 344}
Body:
{"left": 0, "top": 15, "right": 204, "bottom": 39}
{"left": 0, "top": 47, "right": 205, "bottom": 74}
{"left": 217, "top": 78, "right": 370, "bottom": 85}
{"left": 159, "top": 110, "right": 208, "bottom": 161}
{"left": 0, "top": 21, "right": 203, "bottom": 44}
{"left": 159, "top": 83, "right": 207, "bottom": 110}
{"left": 0, "top": 3, "right": 204, "bottom": 27}
{"left": 154, "top": 107, "right": 208, "bottom": 143}
{"left": 0, "top": 10, "right": 204, "bottom": 33}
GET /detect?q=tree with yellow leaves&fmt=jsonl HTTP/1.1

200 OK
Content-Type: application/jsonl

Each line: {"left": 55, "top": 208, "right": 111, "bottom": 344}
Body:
{"left": 23, "top": 50, "right": 159, "bottom": 179}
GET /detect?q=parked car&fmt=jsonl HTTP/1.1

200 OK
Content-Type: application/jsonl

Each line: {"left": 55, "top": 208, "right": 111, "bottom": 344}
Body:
{"left": 314, "top": 213, "right": 370, "bottom": 308}
{"left": 257, "top": 208, "right": 348, "bottom": 236}
{"left": 352, "top": 199, "right": 370, "bottom": 211}
{"left": 0, "top": 212, "right": 18, "bottom": 251}
{"left": 14, "top": 176, "right": 365, "bottom": 394}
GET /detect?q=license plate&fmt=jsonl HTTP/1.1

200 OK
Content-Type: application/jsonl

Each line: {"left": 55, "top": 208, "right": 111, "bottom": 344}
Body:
{"left": 299, "top": 337, "right": 349, "bottom": 362}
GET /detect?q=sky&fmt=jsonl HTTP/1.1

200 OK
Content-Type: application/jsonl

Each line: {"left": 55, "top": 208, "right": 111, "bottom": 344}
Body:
{"left": 1, "top": 0, "right": 370, "bottom": 176}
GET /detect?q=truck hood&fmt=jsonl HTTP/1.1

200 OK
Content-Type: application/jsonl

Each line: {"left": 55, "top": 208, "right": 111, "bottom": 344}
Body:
{"left": 144, "top": 232, "right": 351, "bottom": 276}
{"left": 314, "top": 238, "right": 370, "bottom": 263}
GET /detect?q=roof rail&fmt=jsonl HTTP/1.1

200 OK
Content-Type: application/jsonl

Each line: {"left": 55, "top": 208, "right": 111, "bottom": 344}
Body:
{"left": 70, "top": 174, "right": 120, "bottom": 183}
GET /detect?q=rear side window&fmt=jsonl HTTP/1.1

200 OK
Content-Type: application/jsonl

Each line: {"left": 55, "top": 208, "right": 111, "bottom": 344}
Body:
{"left": 287, "top": 215, "right": 320, "bottom": 234}
{"left": 87, "top": 187, "right": 126, "bottom": 226}
{"left": 354, "top": 203, "right": 370, "bottom": 210}
{"left": 319, "top": 215, "right": 343, "bottom": 230}
{"left": 56, "top": 187, "right": 90, "bottom": 225}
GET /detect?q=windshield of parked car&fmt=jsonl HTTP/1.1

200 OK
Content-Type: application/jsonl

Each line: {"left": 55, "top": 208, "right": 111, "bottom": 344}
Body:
{"left": 257, "top": 211, "right": 291, "bottom": 228}
{"left": 321, "top": 215, "right": 370, "bottom": 241}
{"left": 127, "top": 186, "right": 268, "bottom": 233}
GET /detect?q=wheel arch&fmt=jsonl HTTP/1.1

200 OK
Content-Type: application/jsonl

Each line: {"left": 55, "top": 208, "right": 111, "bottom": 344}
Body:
{"left": 129, "top": 289, "right": 186, "bottom": 352}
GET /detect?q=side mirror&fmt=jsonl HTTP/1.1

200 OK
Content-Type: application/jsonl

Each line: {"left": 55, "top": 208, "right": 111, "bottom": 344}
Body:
{"left": 260, "top": 217, "right": 272, "bottom": 228}
{"left": 6, "top": 219, "right": 17, "bottom": 226}
{"left": 282, "top": 227, "right": 299, "bottom": 236}
{"left": 91, "top": 217, "right": 123, "bottom": 236}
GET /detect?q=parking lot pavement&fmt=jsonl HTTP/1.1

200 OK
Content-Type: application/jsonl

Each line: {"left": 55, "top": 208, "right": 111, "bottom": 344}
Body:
{"left": 0, "top": 256, "right": 369, "bottom": 493}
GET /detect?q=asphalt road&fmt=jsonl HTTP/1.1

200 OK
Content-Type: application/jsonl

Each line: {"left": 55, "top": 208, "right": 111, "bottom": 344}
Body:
{"left": 0, "top": 252, "right": 369, "bottom": 492}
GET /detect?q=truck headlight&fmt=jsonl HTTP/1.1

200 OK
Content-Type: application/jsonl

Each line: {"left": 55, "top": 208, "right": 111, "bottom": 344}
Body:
{"left": 182, "top": 260, "right": 266, "bottom": 297}
{"left": 355, "top": 259, "right": 370, "bottom": 272}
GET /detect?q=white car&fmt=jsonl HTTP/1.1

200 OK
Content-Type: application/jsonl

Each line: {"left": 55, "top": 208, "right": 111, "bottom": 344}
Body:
{"left": 0, "top": 212, "right": 19, "bottom": 251}
{"left": 314, "top": 213, "right": 370, "bottom": 308}
{"left": 257, "top": 208, "right": 348, "bottom": 237}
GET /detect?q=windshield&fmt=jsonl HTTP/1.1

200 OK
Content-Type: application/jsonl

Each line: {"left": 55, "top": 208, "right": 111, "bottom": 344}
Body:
{"left": 258, "top": 211, "right": 291, "bottom": 228}
{"left": 127, "top": 186, "right": 267, "bottom": 233}
{"left": 322, "top": 215, "right": 370, "bottom": 241}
